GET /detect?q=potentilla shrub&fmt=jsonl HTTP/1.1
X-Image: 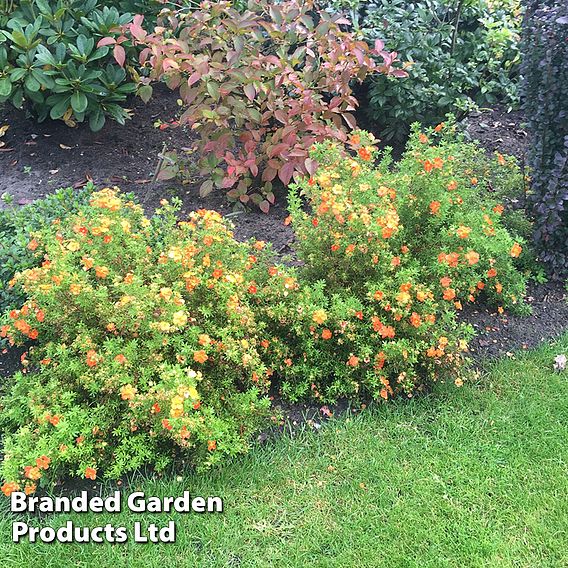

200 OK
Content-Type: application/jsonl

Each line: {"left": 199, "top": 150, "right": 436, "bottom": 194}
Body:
{"left": 277, "top": 125, "right": 528, "bottom": 401}
{"left": 0, "top": 189, "right": 291, "bottom": 495}
{"left": 108, "top": 0, "right": 406, "bottom": 210}
{"left": 521, "top": 1, "right": 568, "bottom": 278}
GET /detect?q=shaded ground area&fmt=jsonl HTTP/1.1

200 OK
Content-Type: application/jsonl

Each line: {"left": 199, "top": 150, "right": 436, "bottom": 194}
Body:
{"left": 0, "top": 87, "right": 293, "bottom": 250}
{"left": 462, "top": 105, "right": 529, "bottom": 161}
{"left": 463, "top": 281, "right": 568, "bottom": 361}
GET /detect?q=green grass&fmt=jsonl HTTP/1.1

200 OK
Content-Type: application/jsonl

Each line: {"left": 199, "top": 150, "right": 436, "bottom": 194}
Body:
{"left": 1, "top": 335, "right": 568, "bottom": 567}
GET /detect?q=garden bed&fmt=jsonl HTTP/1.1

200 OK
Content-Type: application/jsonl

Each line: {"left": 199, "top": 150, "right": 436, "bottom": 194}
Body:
{"left": 2, "top": 95, "right": 566, "bottom": 382}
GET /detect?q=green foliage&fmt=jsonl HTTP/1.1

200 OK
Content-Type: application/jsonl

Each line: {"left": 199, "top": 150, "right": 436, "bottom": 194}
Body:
{"left": 0, "top": 190, "right": 283, "bottom": 490}
{"left": 521, "top": 0, "right": 568, "bottom": 279}
{"left": 0, "top": 0, "right": 140, "bottom": 130}
{"left": 330, "top": 0, "right": 522, "bottom": 142}
{"left": 0, "top": 186, "right": 93, "bottom": 323}
{"left": 0, "top": 127, "right": 532, "bottom": 490}
{"left": 279, "top": 124, "right": 528, "bottom": 400}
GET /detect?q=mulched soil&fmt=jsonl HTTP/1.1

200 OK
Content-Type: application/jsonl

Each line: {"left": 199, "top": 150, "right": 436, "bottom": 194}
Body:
{"left": 462, "top": 105, "right": 529, "bottom": 162}
{"left": 0, "top": 96, "right": 567, "bottom": 400}
{"left": 0, "top": 85, "right": 294, "bottom": 250}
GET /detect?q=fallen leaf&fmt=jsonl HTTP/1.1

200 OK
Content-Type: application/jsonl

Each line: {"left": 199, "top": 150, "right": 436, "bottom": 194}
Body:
{"left": 0, "top": 125, "right": 9, "bottom": 137}
{"left": 59, "top": 144, "right": 73, "bottom": 150}
{"left": 49, "top": 169, "right": 59, "bottom": 175}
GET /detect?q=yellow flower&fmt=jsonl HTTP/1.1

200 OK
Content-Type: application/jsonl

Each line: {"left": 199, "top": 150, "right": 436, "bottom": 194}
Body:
{"left": 120, "top": 384, "right": 137, "bottom": 400}
{"left": 157, "top": 321, "right": 171, "bottom": 333}
{"left": 312, "top": 309, "right": 327, "bottom": 324}
{"left": 159, "top": 287, "right": 173, "bottom": 301}
{"left": 66, "top": 240, "right": 80, "bottom": 252}
{"left": 172, "top": 310, "right": 187, "bottom": 327}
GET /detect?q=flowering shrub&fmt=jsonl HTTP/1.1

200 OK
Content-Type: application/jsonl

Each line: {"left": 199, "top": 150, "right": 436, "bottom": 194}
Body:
{"left": 0, "top": 189, "right": 288, "bottom": 494}
{"left": 0, "top": 127, "right": 531, "bottom": 493}
{"left": 275, "top": 124, "right": 528, "bottom": 400}
{"left": 110, "top": 0, "right": 406, "bottom": 210}
{"left": 290, "top": 125, "right": 527, "bottom": 308}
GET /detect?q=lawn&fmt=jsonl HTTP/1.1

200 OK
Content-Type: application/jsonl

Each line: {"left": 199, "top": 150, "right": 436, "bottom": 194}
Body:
{"left": 1, "top": 334, "right": 567, "bottom": 568}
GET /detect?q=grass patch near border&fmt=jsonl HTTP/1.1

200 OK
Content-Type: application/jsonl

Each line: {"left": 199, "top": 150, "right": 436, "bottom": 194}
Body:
{"left": 1, "top": 334, "right": 567, "bottom": 567}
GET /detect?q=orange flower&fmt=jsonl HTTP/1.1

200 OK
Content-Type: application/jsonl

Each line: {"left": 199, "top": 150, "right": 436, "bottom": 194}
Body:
{"left": 162, "top": 419, "right": 172, "bottom": 431}
{"left": 487, "top": 268, "right": 497, "bottom": 278}
{"left": 85, "top": 467, "right": 97, "bottom": 480}
{"left": 471, "top": 177, "right": 478, "bottom": 185}
{"left": 24, "top": 466, "right": 42, "bottom": 481}
{"left": 35, "top": 455, "right": 51, "bottom": 470}
{"left": 443, "top": 288, "right": 456, "bottom": 301}
{"left": 193, "top": 350, "right": 208, "bottom": 364}
{"left": 86, "top": 349, "right": 99, "bottom": 367}
{"left": 429, "top": 201, "right": 441, "bottom": 215}
{"left": 350, "top": 134, "right": 361, "bottom": 146}
{"left": 321, "top": 329, "right": 332, "bottom": 340}
{"left": 434, "top": 122, "right": 445, "bottom": 132}
{"left": 69, "top": 283, "right": 81, "bottom": 295}
{"left": 207, "top": 440, "right": 217, "bottom": 451}
{"left": 347, "top": 355, "right": 359, "bottom": 367}
{"left": 433, "top": 157, "right": 444, "bottom": 169}
{"left": 1, "top": 482, "right": 20, "bottom": 496}
{"left": 95, "top": 266, "right": 109, "bottom": 279}
{"left": 358, "top": 147, "right": 372, "bottom": 161}
{"left": 50, "top": 415, "right": 60, "bottom": 426}
{"left": 447, "top": 180, "right": 457, "bottom": 191}
{"left": 81, "top": 256, "right": 94, "bottom": 270}
{"left": 496, "top": 152, "right": 506, "bottom": 166}
{"left": 419, "top": 133, "right": 429, "bottom": 144}
{"left": 24, "top": 483, "right": 37, "bottom": 495}
{"left": 382, "top": 326, "right": 395, "bottom": 339}
{"left": 27, "top": 239, "right": 39, "bottom": 251}
{"left": 114, "top": 354, "right": 127, "bottom": 365}
{"left": 424, "top": 160, "right": 434, "bottom": 173}
{"left": 409, "top": 312, "right": 422, "bottom": 328}
{"left": 510, "top": 243, "right": 522, "bottom": 258}
{"left": 440, "top": 276, "right": 452, "bottom": 288}
{"left": 456, "top": 226, "right": 471, "bottom": 239}
{"left": 465, "top": 251, "right": 480, "bottom": 265}
{"left": 493, "top": 204, "right": 504, "bottom": 215}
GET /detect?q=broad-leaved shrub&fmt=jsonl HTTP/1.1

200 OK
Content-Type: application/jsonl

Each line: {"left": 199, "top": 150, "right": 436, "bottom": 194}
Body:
{"left": 112, "top": 0, "right": 406, "bottom": 210}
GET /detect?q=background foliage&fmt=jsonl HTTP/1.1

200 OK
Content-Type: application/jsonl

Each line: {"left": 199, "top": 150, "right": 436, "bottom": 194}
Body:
{"left": 325, "top": 0, "right": 522, "bottom": 142}
{"left": 521, "top": 0, "right": 568, "bottom": 279}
